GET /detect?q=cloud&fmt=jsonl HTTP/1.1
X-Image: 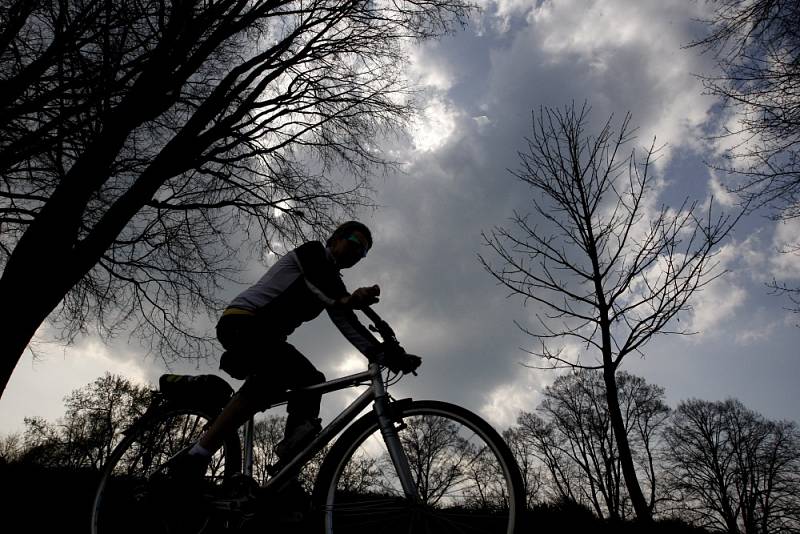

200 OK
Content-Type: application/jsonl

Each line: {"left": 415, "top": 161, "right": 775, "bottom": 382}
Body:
{"left": 409, "top": 97, "right": 460, "bottom": 152}
{"left": 482, "top": 0, "right": 718, "bottom": 169}
{"left": 359, "top": 0, "right": 797, "bottom": 426}
{"left": 480, "top": 340, "right": 587, "bottom": 429}
{"left": 408, "top": 44, "right": 456, "bottom": 92}
{"left": 481, "top": 369, "right": 542, "bottom": 429}
{"left": 688, "top": 275, "right": 748, "bottom": 335}
{"left": 686, "top": 240, "right": 753, "bottom": 335}
{"left": 734, "top": 318, "right": 779, "bottom": 345}
{"left": 474, "top": 0, "right": 538, "bottom": 35}
{"left": 0, "top": 334, "right": 151, "bottom": 434}
{"left": 708, "top": 170, "right": 739, "bottom": 208}
{"left": 769, "top": 219, "right": 800, "bottom": 280}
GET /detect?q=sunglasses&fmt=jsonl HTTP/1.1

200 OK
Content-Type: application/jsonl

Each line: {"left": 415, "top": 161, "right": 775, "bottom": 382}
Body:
{"left": 345, "top": 234, "right": 369, "bottom": 258}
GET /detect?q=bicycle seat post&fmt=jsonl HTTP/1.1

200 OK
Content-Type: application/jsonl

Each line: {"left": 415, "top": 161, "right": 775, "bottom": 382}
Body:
{"left": 242, "top": 416, "right": 255, "bottom": 477}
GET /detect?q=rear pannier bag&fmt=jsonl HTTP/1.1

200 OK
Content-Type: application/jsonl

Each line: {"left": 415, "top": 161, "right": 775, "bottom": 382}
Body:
{"left": 158, "top": 374, "right": 234, "bottom": 410}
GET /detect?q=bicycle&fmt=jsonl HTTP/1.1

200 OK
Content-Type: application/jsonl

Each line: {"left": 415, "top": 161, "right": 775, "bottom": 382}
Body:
{"left": 91, "top": 307, "right": 525, "bottom": 533}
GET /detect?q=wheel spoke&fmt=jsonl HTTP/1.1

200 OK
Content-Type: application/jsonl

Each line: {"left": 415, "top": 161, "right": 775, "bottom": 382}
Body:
{"left": 91, "top": 408, "right": 240, "bottom": 534}
{"left": 317, "top": 401, "right": 523, "bottom": 534}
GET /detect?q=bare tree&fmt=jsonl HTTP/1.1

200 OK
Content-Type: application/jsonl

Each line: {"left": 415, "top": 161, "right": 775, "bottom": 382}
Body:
{"left": 621, "top": 373, "right": 671, "bottom": 513}
{"left": 690, "top": 0, "right": 800, "bottom": 313}
{"left": 60, "top": 372, "right": 151, "bottom": 469}
{"left": 0, "top": 432, "right": 22, "bottom": 464}
{"left": 516, "top": 411, "right": 583, "bottom": 504}
{"left": 245, "top": 413, "right": 377, "bottom": 491}
{"left": 541, "top": 371, "right": 624, "bottom": 519}
{"left": 14, "top": 373, "right": 150, "bottom": 469}
{"left": 17, "top": 416, "right": 61, "bottom": 466}
{"left": 392, "top": 414, "right": 477, "bottom": 507}
{"left": 480, "top": 103, "right": 734, "bottom": 520}
{"left": 316, "top": 443, "right": 379, "bottom": 494}
{"left": 246, "top": 413, "right": 284, "bottom": 485}
{"left": 665, "top": 398, "right": 800, "bottom": 534}
{"left": 503, "top": 425, "right": 545, "bottom": 508}
{"left": 512, "top": 371, "right": 669, "bottom": 520}
{"left": 0, "top": 0, "right": 472, "bottom": 397}
{"left": 691, "top": 0, "right": 800, "bottom": 218}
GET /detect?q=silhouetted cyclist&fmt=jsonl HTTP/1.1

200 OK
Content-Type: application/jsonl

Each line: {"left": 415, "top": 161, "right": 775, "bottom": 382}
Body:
{"left": 171, "top": 221, "right": 387, "bottom": 482}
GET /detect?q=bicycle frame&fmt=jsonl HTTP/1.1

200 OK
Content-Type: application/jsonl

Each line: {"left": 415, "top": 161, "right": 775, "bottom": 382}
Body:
{"left": 238, "top": 362, "right": 419, "bottom": 499}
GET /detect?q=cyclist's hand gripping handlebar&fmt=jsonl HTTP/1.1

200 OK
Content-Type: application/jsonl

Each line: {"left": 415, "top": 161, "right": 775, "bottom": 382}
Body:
{"left": 380, "top": 351, "right": 422, "bottom": 375}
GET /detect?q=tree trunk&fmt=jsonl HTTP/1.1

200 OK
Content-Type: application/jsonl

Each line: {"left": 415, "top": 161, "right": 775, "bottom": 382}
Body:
{"left": 0, "top": 78, "right": 180, "bottom": 398}
{"left": 0, "top": 279, "right": 63, "bottom": 396}
{"left": 0, "top": 235, "right": 83, "bottom": 394}
{"left": 603, "top": 365, "right": 652, "bottom": 522}
{"left": 0, "top": 173, "right": 88, "bottom": 395}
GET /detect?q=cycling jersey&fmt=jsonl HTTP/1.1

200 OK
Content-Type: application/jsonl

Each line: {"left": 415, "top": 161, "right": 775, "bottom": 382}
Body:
{"left": 227, "top": 241, "right": 381, "bottom": 358}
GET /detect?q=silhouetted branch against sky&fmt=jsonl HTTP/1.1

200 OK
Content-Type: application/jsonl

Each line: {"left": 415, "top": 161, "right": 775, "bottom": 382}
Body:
{"left": 480, "top": 103, "right": 736, "bottom": 371}
{"left": 1, "top": 1, "right": 797, "bottom": 453}
{"left": 689, "top": 0, "right": 800, "bottom": 314}
{"left": 0, "top": 0, "right": 474, "bottom": 396}
{"left": 479, "top": 102, "right": 737, "bottom": 521}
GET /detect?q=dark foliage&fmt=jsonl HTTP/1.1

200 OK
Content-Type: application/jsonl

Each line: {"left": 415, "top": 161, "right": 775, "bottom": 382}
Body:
{"left": 0, "top": 0, "right": 474, "bottom": 398}
{"left": 0, "top": 460, "right": 716, "bottom": 534}
{"left": 0, "top": 461, "right": 101, "bottom": 532}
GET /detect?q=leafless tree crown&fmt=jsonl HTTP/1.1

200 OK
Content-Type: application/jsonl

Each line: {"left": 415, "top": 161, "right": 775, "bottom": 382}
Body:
{"left": 513, "top": 370, "right": 670, "bottom": 519}
{"left": 689, "top": 0, "right": 800, "bottom": 317}
{"left": 0, "top": 0, "right": 472, "bottom": 366}
{"left": 480, "top": 103, "right": 734, "bottom": 370}
{"left": 690, "top": 0, "right": 800, "bottom": 219}
{"left": 665, "top": 398, "right": 800, "bottom": 534}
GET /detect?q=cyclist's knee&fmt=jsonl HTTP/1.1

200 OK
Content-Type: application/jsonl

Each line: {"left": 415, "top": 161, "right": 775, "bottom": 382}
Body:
{"left": 310, "top": 369, "right": 326, "bottom": 385}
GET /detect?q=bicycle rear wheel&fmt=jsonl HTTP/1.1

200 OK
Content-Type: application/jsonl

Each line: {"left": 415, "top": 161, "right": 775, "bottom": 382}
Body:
{"left": 313, "top": 400, "right": 525, "bottom": 534}
{"left": 91, "top": 406, "right": 241, "bottom": 534}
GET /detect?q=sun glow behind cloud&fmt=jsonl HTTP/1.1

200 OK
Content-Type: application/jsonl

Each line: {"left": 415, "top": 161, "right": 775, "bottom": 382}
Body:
{"left": 409, "top": 98, "right": 458, "bottom": 152}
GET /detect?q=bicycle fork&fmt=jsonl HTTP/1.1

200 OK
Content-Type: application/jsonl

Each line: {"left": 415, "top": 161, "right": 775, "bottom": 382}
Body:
{"left": 242, "top": 416, "right": 255, "bottom": 477}
{"left": 372, "top": 384, "right": 419, "bottom": 500}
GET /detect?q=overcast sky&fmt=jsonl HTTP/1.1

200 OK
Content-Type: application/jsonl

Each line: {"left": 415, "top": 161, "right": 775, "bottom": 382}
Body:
{"left": 2, "top": 0, "right": 798, "bottom": 437}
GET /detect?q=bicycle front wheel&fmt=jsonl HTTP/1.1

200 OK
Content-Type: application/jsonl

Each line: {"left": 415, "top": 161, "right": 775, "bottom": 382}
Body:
{"left": 90, "top": 406, "right": 241, "bottom": 534}
{"left": 313, "top": 400, "right": 525, "bottom": 534}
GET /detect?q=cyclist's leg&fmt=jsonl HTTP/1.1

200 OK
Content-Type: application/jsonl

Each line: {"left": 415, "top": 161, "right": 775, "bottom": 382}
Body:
{"left": 195, "top": 391, "right": 260, "bottom": 453}
{"left": 280, "top": 342, "right": 326, "bottom": 437}
{"left": 199, "top": 340, "right": 325, "bottom": 456}
{"left": 252, "top": 342, "right": 326, "bottom": 462}
{"left": 191, "top": 314, "right": 273, "bottom": 457}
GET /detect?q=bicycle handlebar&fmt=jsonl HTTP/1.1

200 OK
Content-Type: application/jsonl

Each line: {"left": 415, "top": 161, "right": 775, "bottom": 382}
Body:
{"left": 361, "top": 306, "right": 399, "bottom": 346}
{"left": 361, "top": 306, "right": 420, "bottom": 375}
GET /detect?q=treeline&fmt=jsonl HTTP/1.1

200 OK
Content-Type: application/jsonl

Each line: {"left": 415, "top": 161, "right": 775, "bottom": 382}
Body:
{"left": 501, "top": 371, "right": 800, "bottom": 534}
{"left": 1, "top": 372, "right": 798, "bottom": 534}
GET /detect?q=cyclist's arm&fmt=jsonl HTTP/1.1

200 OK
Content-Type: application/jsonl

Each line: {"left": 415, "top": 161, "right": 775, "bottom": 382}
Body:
{"left": 327, "top": 307, "right": 383, "bottom": 360}
{"left": 293, "top": 242, "right": 382, "bottom": 359}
